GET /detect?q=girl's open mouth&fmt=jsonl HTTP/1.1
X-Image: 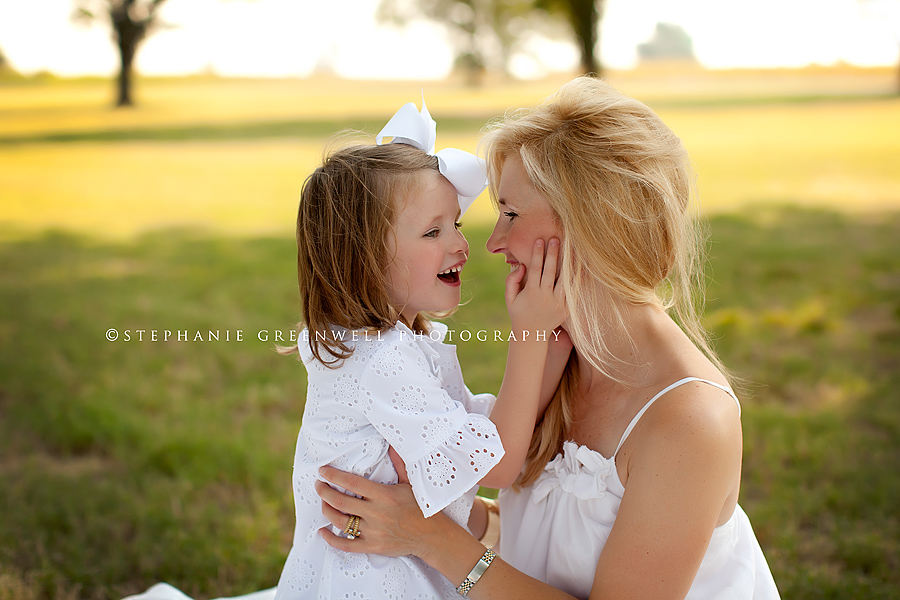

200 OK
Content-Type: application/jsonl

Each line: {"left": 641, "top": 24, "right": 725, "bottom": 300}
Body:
{"left": 437, "top": 264, "right": 463, "bottom": 284}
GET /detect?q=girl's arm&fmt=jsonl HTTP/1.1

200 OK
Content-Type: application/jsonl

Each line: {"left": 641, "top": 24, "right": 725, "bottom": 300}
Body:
{"left": 479, "top": 238, "right": 567, "bottom": 489}
{"left": 537, "top": 327, "right": 573, "bottom": 421}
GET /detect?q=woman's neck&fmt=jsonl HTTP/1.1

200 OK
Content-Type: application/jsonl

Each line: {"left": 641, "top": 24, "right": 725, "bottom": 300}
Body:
{"left": 571, "top": 302, "right": 673, "bottom": 392}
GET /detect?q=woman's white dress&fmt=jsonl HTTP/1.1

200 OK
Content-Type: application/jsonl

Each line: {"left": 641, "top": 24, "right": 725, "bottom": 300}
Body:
{"left": 498, "top": 377, "right": 781, "bottom": 600}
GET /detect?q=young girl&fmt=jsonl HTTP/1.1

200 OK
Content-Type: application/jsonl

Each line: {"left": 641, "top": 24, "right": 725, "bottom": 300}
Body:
{"left": 273, "top": 100, "right": 567, "bottom": 600}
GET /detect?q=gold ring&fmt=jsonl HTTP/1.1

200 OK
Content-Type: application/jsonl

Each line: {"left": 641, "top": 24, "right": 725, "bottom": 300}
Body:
{"left": 343, "top": 515, "right": 361, "bottom": 539}
{"left": 343, "top": 515, "right": 358, "bottom": 534}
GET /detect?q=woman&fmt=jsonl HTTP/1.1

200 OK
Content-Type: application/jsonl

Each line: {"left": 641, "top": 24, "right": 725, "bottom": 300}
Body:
{"left": 315, "top": 76, "right": 780, "bottom": 599}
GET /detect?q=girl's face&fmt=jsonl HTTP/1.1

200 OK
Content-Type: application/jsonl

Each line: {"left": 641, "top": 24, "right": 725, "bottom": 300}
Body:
{"left": 487, "top": 154, "right": 562, "bottom": 282}
{"left": 385, "top": 170, "right": 469, "bottom": 324}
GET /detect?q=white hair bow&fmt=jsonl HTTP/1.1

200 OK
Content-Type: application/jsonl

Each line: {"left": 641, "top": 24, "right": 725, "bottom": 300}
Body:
{"left": 376, "top": 98, "right": 488, "bottom": 216}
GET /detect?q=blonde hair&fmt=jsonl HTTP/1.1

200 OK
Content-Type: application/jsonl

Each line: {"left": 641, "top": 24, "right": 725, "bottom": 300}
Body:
{"left": 482, "top": 76, "right": 725, "bottom": 486}
{"left": 284, "top": 143, "right": 440, "bottom": 365}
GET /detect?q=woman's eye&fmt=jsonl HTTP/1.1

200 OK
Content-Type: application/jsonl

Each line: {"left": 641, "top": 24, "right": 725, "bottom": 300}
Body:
{"left": 503, "top": 211, "right": 519, "bottom": 221}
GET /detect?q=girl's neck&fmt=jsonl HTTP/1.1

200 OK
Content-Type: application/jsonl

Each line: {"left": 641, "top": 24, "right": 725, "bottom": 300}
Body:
{"left": 398, "top": 312, "right": 428, "bottom": 335}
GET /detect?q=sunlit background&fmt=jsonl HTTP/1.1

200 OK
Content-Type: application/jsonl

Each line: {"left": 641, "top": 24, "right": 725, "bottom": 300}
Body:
{"left": 2, "top": 0, "right": 899, "bottom": 78}
{"left": 1, "top": 2, "right": 899, "bottom": 599}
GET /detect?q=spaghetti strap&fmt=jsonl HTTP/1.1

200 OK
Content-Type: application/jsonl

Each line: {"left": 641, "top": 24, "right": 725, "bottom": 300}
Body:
{"left": 612, "top": 377, "right": 740, "bottom": 457}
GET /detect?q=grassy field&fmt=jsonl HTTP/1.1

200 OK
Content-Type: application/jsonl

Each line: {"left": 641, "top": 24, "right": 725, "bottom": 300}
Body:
{"left": 1, "top": 71, "right": 899, "bottom": 599}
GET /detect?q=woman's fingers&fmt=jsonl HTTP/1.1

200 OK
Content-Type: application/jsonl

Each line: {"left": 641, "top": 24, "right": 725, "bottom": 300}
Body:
{"left": 319, "top": 524, "right": 369, "bottom": 553}
{"left": 315, "top": 478, "right": 368, "bottom": 518}
{"left": 317, "top": 482, "right": 352, "bottom": 525}
{"left": 319, "top": 465, "right": 383, "bottom": 500}
{"left": 318, "top": 522, "right": 388, "bottom": 556}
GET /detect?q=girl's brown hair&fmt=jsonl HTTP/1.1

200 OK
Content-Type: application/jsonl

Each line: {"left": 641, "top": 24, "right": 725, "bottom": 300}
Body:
{"left": 481, "top": 76, "right": 727, "bottom": 487}
{"left": 285, "top": 143, "right": 440, "bottom": 365}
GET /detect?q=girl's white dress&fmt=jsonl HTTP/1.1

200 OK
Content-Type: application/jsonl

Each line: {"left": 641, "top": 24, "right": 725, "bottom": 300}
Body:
{"left": 274, "top": 321, "right": 504, "bottom": 600}
{"left": 498, "top": 377, "right": 781, "bottom": 600}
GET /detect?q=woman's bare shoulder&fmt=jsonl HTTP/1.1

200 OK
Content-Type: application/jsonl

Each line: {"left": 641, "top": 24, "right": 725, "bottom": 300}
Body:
{"left": 651, "top": 378, "right": 739, "bottom": 436}
{"left": 623, "top": 378, "right": 742, "bottom": 476}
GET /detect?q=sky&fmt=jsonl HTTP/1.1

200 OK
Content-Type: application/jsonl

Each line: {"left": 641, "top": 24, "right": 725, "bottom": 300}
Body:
{"left": 0, "top": 0, "right": 898, "bottom": 80}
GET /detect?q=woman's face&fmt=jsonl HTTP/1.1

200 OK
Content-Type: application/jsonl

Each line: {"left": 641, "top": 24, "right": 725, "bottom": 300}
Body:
{"left": 486, "top": 154, "right": 562, "bottom": 282}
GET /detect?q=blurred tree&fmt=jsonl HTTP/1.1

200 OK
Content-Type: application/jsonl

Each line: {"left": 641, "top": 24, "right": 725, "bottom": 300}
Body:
{"left": 378, "top": 0, "right": 527, "bottom": 84}
{"left": 73, "top": 0, "right": 169, "bottom": 107}
{"left": 378, "top": 0, "right": 605, "bottom": 82}
{"left": 637, "top": 22, "right": 696, "bottom": 63}
{"left": 535, "top": 0, "right": 604, "bottom": 76}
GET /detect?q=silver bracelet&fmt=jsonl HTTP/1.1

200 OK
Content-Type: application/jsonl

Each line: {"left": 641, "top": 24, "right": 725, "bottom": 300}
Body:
{"left": 456, "top": 548, "right": 496, "bottom": 596}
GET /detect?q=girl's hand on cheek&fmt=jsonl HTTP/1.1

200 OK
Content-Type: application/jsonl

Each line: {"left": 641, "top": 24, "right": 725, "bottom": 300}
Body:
{"left": 506, "top": 238, "right": 567, "bottom": 336}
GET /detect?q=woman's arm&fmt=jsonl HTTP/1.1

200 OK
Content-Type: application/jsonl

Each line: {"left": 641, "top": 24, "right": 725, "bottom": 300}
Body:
{"left": 317, "top": 465, "right": 578, "bottom": 600}
{"left": 588, "top": 384, "right": 743, "bottom": 600}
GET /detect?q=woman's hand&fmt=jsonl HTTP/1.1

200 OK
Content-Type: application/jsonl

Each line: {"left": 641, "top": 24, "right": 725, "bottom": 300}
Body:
{"left": 316, "top": 465, "right": 445, "bottom": 559}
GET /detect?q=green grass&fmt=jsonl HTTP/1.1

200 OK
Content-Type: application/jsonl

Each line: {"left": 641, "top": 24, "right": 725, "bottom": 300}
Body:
{"left": 0, "top": 230, "right": 301, "bottom": 599}
{"left": 1, "top": 211, "right": 899, "bottom": 599}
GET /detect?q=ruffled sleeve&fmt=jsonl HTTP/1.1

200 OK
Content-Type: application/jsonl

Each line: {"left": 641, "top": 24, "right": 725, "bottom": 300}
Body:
{"left": 359, "top": 332, "right": 505, "bottom": 518}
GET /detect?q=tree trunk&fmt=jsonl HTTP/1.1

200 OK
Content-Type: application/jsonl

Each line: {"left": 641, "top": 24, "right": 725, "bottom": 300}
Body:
{"left": 566, "top": 0, "right": 601, "bottom": 77}
{"left": 112, "top": 1, "right": 144, "bottom": 107}
{"left": 116, "top": 37, "right": 136, "bottom": 107}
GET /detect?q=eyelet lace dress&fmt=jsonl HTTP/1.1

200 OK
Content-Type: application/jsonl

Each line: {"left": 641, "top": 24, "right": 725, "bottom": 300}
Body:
{"left": 498, "top": 377, "right": 780, "bottom": 600}
{"left": 273, "top": 321, "right": 504, "bottom": 600}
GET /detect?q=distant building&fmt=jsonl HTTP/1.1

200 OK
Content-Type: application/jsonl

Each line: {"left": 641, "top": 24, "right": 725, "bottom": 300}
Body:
{"left": 637, "top": 23, "right": 697, "bottom": 63}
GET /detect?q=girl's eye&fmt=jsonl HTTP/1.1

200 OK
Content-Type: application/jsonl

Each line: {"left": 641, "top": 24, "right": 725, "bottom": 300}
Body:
{"left": 424, "top": 229, "right": 439, "bottom": 238}
{"left": 503, "top": 211, "right": 519, "bottom": 221}
{"left": 454, "top": 221, "right": 463, "bottom": 230}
